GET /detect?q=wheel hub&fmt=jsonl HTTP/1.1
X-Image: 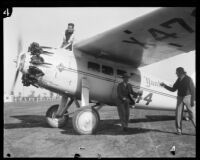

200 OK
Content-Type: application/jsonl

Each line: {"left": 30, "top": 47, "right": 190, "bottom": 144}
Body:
{"left": 77, "top": 111, "right": 97, "bottom": 132}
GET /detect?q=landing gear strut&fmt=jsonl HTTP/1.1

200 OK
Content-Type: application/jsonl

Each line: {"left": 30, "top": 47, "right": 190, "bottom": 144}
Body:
{"left": 45, "top": 95, "right": 73, "bottom": 128}
{"left": 45, "top": 78, "right": 103, "bottom": 134}
{"left": 46, "top": 104, "right": 68, "bottom": 128}
{"left": 71, "top": 78, "right": 100, "bottom": 134}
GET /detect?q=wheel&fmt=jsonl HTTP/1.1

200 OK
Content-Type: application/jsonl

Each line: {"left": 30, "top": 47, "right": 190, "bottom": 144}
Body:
{"left": 46, "top": 104, "right": 69, "bottom": 128}
{"left": 72, "top": 107, "right": 100, "bottom": 135}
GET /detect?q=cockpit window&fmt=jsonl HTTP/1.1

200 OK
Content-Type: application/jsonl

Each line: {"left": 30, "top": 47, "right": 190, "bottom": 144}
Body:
{"left": 88, "top": 62, "right": 100, "bottom": 72}
{"left": 102, "top": 65, "right": 114, "bottom": 75}
{"left": 117, "top": 69, "right": 127, "bottom": 77}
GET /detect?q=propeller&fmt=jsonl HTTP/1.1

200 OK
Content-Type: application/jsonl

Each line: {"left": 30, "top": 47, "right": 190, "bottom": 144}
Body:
{"left": 10, "top": 34, "right": 23, "bottom": 95}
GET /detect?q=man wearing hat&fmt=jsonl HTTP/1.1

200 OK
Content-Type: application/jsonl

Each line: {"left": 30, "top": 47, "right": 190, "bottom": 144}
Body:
{"left": 160, "top": 67, "right": 195, "bottom": 135}
{"left": 60, "top": 23, "right": 75, "bottom": 51}
{"left": 117, "top": 73, "right": 140, "bottom": 131}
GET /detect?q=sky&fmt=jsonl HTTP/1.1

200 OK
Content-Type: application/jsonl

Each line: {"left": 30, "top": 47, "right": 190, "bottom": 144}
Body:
{"left": 3, "top": 7, "right": 195, "bottom": 96}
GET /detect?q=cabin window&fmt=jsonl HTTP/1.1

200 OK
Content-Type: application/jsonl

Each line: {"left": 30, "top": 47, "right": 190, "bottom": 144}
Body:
{"left": 88, "top": 62, "right": 100, "bottom": 72}
{"left": 117, "top": 69, "right": 127, "bottom": 77}
{"left": 102, "top": 65, "right": 114, "bottom": 75}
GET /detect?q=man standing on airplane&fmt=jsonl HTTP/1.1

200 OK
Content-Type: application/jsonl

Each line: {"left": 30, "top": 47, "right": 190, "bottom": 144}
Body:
{"left": 160, "top": 67, "right": 196, "bottom": 135}
{"left": 117, "top": 73, "right": 141, "bottom": 131}
{"left": 60, "top": 23, "right": 75, "bottom": 51}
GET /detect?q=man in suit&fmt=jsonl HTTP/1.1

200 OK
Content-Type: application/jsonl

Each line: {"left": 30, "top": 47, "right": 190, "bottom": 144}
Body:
{"left": 117, "top": 73, "right": 141, "bottom": 131}
{"left": 160, "top": 67, "right": 195, "bottom": 135}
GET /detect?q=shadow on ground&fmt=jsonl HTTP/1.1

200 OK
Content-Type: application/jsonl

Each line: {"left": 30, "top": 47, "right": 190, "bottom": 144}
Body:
{"left": 4, "top": 114, "right": 192, "bottom": 136}
{"left": 4, "top": 114, "right": 174, "bottom": 129}
{"left": 130, "top": 115, "right": 175, "bottom": 123}
{"left": 60, "top": 119, "right": 183, "bottom": 136}
{"left": 4, "top": 115, "right": 49, "bottom": 129}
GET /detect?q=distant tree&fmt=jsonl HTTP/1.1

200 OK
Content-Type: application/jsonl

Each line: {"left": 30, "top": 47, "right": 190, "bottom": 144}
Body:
{"left": 56, "top": 94, "right": 60, "bottom": 99}
{"left": 50, "top": 92, "right": 54, "bottom": 98}
{"left": 43, "top": 93, "right": 47, "bottom": 97}
{"left": 29, "top": 90, "right": 35, "bottom": 97}
{"left": 37, "top": 94, "right": 41, "bottom": 101}
{"left": 18, "top": 92, "right": 22, "bottom": 97}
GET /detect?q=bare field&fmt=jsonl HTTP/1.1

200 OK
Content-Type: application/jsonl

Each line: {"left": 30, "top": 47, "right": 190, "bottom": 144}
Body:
{"left": 4, "top": 101, "right": 196, "bottom": 157}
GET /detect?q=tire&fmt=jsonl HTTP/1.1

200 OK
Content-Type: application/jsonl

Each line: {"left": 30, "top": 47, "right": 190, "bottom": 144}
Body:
{"left": 72, "top": 107, "right": 100, "bottom": 135}
{"left": 46, "top": 104, "right": 69, "bottom": 128}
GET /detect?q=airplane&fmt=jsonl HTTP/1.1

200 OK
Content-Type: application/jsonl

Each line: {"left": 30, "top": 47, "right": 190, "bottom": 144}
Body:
{"left": 10, "top": 7, "right": 195, "bottom": 135}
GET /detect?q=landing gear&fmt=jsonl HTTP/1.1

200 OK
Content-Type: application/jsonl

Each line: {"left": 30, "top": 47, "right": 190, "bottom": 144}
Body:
{"left": 72, "top": 107, "right": 100, "bottom": 135}
{"left": 71, "top": 78, "right": 100, "bottom": 134}
{"left": 46, "top": 95, "right": 73, "bottom": 128}
{"left": 46, "top": 104, "right": 69, "bottom": 128}
{"left": 45, "top": 78, "right": 103, "bottom": 134}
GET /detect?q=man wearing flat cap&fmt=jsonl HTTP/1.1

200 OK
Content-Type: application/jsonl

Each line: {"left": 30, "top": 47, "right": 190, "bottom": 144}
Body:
{"left": 117, "top": 73, "right": 141, "bottom": 131}
{"left": 160, "top": 67, "right": 196, "bottom": 135}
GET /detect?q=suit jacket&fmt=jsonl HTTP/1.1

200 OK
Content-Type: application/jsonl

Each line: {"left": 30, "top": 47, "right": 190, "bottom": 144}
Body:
{"left": 117, "top": 82, "right": 138, "bottom": 102}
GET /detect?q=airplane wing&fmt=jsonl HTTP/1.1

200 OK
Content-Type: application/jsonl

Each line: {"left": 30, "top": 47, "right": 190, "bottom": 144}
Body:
{"left": 74, "top": 7, "right": 195, "bottom": 67}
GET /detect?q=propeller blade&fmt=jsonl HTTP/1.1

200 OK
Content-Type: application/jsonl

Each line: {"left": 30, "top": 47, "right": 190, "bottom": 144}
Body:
{"left": 10, "top": 31, "right": 23, "bottom": 95}
{"left": 17, "top": 35, "right": 22, "bottom": 54}
{"left": 15, "top": 34, "right": 23, "bottom": 67}
{"left": 10, "top": 68, "right": 20, "bottom": 95}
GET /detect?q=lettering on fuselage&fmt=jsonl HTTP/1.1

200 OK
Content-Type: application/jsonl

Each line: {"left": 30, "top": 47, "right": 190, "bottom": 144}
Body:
{"left": 144, "top": 76, "right": 161, "bottom": 88}
{"left": 122, "top": 11, "right": 195, "bottom": 49}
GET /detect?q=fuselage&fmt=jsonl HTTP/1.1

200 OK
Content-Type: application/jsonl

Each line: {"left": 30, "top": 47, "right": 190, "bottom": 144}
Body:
{"left": 20, "top": 47, "right": 178, "bottom": 111}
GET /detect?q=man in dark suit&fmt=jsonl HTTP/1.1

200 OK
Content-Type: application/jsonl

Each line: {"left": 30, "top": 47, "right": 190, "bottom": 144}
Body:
{"left": 117, "top": 73, "right": 141, "bottom": 131}
{"left": 160, "top": 67, "right": 195, "bottom": 135}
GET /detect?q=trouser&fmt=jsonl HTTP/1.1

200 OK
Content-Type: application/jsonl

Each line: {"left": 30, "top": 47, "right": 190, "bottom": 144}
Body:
{"left": 176, "top": 95, "right": 196, "bottom": 131}
{"left": 117, "top": 99, "right": 130, "bottom": 128}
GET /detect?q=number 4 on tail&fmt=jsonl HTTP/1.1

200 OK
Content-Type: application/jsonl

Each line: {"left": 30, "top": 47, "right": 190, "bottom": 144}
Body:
{"left": 144, "top": 93, "right": 153, "bottom": 105}
{"left": 136, "top": 93, "right": 153, "bottom": 105}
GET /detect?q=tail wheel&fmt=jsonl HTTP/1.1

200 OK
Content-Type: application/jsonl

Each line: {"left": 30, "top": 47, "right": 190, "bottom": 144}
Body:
{"left": 72, "top": 107, "right": 100, "bottom": 135}
{"left": 46, "top": 104, "right": 69, "bottom": 128}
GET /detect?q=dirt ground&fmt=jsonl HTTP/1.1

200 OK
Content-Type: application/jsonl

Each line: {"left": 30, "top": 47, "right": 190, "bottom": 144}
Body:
{"left": 4, "top": 101, "right": 196, "bottom": 157}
